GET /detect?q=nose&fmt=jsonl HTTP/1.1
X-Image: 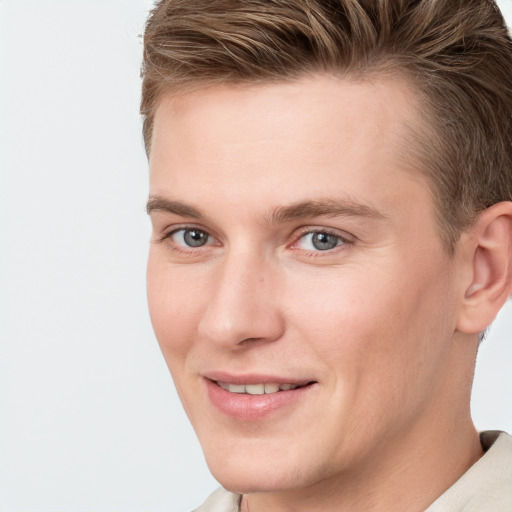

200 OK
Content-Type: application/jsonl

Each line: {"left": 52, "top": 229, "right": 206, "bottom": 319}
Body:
{"left": 197, "top": 252, "right": 285, "bottom": 349}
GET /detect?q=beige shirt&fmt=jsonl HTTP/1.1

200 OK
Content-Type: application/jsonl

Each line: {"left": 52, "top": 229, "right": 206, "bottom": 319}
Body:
{"left": 193, "top": 431, "right": 512, "bottom": 512}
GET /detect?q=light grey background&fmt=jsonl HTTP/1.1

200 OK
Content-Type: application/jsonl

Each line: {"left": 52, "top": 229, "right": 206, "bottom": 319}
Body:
{"left": 1, "top": 1, "right": 511, "bottom": 511}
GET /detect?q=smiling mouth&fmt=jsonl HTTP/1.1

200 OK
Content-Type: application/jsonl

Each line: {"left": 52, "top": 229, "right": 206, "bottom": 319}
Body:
{"left": 215, "top": 381, "right": 315, "bottom": 395}
{"left": 206, "top": 378, "right": 318, "bottom": 419}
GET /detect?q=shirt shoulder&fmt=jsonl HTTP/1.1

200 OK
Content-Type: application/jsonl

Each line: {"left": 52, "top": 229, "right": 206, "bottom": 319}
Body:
{"left": 425, "top": 431, "right": 512, "bottom": 512}
{"left": 192, "top": 488, "right": 241, "bottom": 512}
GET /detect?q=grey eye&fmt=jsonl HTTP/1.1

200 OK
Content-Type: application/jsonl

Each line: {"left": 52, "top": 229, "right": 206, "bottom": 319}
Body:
{"left": 173, "top": 228, "right": 211, "bottom": 247}
{"left": 311, "top": 232, "right": 339, "bottom": 250}
{"left": 297, "top": 231, "right": 343, "bottom": 251}
{"left": 184, "top": 229, "right": 209, "bottom": 247}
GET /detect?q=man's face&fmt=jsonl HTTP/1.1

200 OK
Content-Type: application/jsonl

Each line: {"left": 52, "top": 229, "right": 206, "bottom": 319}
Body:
{"left": 147, "top": 75, "right": 465, "bottom": 493}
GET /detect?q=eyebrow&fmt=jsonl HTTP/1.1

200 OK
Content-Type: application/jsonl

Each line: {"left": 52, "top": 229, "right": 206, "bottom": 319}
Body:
{"left": 266, "top": 198, "right": 386, "bottom": 224}
{"left": 146, "top": 195, "right": 204, "bottom": 219}
{"left": 146, "top": 194, "right": 386, "bottom": 223}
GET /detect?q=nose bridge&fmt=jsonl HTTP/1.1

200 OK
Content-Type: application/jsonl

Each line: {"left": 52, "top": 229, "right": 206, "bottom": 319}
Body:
{"left": 197, "top": 248, "right": 283, "bottom": 348}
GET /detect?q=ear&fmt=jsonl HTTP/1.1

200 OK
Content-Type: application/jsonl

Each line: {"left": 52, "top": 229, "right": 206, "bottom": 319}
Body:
{"left": 457, "top": 201, "right": 512, "bottom": 335}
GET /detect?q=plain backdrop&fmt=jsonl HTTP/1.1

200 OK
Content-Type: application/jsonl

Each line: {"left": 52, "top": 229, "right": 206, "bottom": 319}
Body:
{"left": 1, "top": 1, "right": 511, "bottom": 511}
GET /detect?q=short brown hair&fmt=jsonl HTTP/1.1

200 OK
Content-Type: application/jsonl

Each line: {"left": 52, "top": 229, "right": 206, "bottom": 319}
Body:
{"left": 141, "top": 0, "right": 512, "bottom": 250}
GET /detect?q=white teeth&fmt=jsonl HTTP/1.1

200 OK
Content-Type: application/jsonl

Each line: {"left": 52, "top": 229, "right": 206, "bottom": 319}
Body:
{"left": 246, "top": 384, "right": 265, "bottom": 395}
{"left": 264, "top": 383, "right": 280, "bottom": 394}
{"left": 217, "top": 381, "right": 303, "bottom": 394}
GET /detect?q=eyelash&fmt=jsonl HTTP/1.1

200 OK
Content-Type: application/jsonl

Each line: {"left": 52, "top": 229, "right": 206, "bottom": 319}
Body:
{"left": 291, "top": 227, "right": 351, "bottom": 254}
{"left": 157, "top": 225, "right": 215, "bottom": 254}
{"left": 157, "top": 225, "right": 352, "bottom": 255}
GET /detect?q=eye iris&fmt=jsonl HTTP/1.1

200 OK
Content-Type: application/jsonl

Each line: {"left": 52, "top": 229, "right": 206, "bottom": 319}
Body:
{"left": 183, "top": 229, "right": 208, "bottom": 247}
{"left": 312, "top": 232, "right": 339, "bottom": 251}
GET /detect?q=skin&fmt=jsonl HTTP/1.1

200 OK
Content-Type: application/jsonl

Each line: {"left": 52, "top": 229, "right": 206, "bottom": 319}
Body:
{"left": 146, "top": 75, "right": 494, "bottom": 511}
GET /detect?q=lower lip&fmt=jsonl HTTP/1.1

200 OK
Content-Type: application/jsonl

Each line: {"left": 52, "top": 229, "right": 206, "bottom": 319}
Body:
{"left": 205, "top": 379, "right": 315, "bottom": 421}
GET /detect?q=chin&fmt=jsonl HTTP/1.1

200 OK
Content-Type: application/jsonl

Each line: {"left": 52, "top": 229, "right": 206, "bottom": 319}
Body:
{"left": 211, "top": 466, "right": 304, "bottom": 495}
{"left": 203, "top": 441, "right": 323, "bottom": 495}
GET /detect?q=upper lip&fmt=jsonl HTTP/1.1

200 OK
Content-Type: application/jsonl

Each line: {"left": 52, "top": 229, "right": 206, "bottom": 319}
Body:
{"left": 202, "top": 371, "right": 316, "bottom": 386}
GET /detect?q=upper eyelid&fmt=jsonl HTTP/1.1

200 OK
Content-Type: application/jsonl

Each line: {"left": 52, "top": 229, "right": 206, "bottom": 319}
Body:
{"left": 170, "top": 226, "right": 213, "bottom": 241}
{"left": 162, "top": 223, "right": 214, "bottom": 238}
{"left": 169, "top": 225, "right": 209, "bottom": 234}
{"left": 292, "top": 226, "right": 354, "bottom": 242}
{"left": 153, "top": 225, "right": 210, "bottom": 244}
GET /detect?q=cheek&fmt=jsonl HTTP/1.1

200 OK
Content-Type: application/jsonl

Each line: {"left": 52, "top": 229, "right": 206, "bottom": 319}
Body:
{"left": 286, "top": 266, "right": 403, "bottom": 352}
{"left": 288, "top": 259, "right": 455, "bottom": 399}
{"left": 146, "top": 252, "right": 206, "bottom": 359}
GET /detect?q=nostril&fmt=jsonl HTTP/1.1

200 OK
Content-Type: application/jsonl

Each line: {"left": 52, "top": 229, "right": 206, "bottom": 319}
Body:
{"left": 241, "top": 337, "right": 265, "bottom": 344}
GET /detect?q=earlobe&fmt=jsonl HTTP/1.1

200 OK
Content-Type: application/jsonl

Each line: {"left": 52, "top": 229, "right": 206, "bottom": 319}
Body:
{"left": 457, "top": 201, "right": 512, "bottom": 334}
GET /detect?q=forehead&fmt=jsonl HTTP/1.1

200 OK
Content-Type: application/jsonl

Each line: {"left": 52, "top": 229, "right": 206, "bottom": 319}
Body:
{"left": 152, "top": 74, "right": 418, "bottom": 154}
{"left": 149, "top": 74, "right": 429, "bottom": 220}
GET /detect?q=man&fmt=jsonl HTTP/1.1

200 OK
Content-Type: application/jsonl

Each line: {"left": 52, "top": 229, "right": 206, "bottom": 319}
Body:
{"left": 141, "top": 1, "right": 512, "bottom": 510}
